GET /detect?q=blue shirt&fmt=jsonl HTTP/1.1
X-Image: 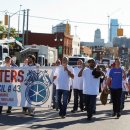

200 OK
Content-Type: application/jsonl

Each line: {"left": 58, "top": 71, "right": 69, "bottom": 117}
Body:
{"left": 109, "top": 68, "right": 123, "bottom": 89}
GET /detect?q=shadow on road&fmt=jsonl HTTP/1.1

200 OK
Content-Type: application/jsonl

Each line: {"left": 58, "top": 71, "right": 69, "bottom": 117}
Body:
{"left": 27, "top": 106, "right": 130, "bottom": 130}
{"left": 0, "top": 109, "right": 57, "bottom": 127}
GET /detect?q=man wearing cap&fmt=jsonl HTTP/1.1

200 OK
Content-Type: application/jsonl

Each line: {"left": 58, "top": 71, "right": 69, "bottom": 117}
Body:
{"left": 78, "top": 58, "right": 101, "bottom": 120}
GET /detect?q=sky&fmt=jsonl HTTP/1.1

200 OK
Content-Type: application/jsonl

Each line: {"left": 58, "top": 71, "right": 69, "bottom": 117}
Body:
{"left": 0, "top": 0, "right": 130, "bottom": 43}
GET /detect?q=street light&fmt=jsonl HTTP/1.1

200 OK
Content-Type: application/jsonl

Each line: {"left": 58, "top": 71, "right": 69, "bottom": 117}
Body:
{"left": 7, "top": 10, "right": 22, "bottom": 39}
{"left": 54, "top": 38, "right": 63, "bottom": 54}
{"left": 54, "top": 34, "right": 63, "bottom": 58}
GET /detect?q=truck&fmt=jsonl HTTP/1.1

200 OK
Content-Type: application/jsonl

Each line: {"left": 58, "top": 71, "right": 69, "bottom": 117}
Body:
{"left": 0, "top": 38, "right": 23, "bottom": 65}
{"left": 20, "top": 45, "right": 58, "bottom": 66}
{"left": 0, "top": 44, "right": 9, "bottom": 65}
{"left": 68, "top": 55, "right": 91, "bottom": 66}
{"left": 102, "top": 58, "right": 115, "bottom": 66}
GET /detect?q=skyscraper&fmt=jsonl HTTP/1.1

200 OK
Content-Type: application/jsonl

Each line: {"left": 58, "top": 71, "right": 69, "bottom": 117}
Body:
{"left": 110, "top": 19, "right": 119, "bottom": 43}
{"left": 52, "top": 22, "right": 71, "bottom": 35}
{"left": 94, "top": 29, "right": 101, "bottom": 42}
{"left": 94, "top": 29, "right": 104, "bottom": 44}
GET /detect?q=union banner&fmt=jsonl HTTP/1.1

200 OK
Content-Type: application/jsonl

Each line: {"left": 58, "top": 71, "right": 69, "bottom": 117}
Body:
{"left": 0, "top": 66, "right": 53, "bottom": 108}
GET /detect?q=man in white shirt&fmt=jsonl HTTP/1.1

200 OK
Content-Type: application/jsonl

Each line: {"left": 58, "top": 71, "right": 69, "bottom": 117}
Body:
{"left": 71, "top": 59, "right": 83, "bottom": 113}
{"left": 78, "top": 59, "right": 101, "bottom": 120}
{"left": 22, "top": 54, "right": 37, "bottom": 116}
{"left": 51, "top": 59, "right": 61, "bottom": 110}
{"left": 53, "top": 57, "right": 74, "bottom": 118}
{"left": 0, "top": 56, "right": 14, "bottom": 114}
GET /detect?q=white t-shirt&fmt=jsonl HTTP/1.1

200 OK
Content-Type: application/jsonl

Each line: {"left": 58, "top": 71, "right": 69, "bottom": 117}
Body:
{"left": 72, "top": 67, "right": 83, "bottom": 90}
{"left": 54, "top": 65, "right": 73, "bottom": 91}
{"left": 82, "top": 68, "right": 100, "bottom": 95}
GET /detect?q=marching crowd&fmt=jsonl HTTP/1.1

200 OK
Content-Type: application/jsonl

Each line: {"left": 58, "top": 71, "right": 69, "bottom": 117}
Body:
{"left": 0, "top": 54, "right": 37, "bottom": 116}
{"left": 52, "top": 57, "right": 130, "bottom": 120}
{"left": 1, "top": 55, "right": 130, "bottom": 121}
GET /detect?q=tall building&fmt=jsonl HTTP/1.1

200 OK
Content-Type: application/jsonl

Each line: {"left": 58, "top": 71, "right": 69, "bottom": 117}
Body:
{"left": 52, "top": 22, "right": 71, "bottom": 35}
{"left": 94, "top": 29, "right": 104, "bottom": 44}
{"left": 110, "top": 19, "right": 119, "bottom": 43}
{"left": 113, "top": 37, "right": 130, "bottom": 48}
{"left": 94, "top": 29, "right": 101, "bottom": 42}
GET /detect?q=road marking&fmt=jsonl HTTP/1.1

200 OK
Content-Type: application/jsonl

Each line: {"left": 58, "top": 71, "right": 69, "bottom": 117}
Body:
{"left": 5, "top": 112, "right": 58, "bottom": 130}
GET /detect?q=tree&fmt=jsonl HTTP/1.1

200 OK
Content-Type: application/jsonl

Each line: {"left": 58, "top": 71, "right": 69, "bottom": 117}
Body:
{"left": 0, "top": 23, "right": 17, "bottom": 39}
{"left": 0, "top": 23, "right": 7, "bottom": 39}
{"left": 9, "top": 27, "right": 18, "bottom": 38}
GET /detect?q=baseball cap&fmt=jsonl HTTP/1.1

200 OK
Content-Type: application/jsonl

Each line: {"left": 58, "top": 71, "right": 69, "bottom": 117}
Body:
{"left": 87, "top": 58, "right": 95, "bottom": 63}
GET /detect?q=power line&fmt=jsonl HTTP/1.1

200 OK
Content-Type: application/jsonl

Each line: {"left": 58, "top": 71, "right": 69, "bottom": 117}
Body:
{"left": 1, "top": 10, "right": 130, "bottom": 26}
{"left": 29, "top": 15, "right": 108, "bottom": 26}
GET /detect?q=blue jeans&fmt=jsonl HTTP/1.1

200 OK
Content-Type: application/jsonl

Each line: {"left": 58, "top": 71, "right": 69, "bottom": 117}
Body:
{"left": 57, "top": 89, "right": 69, "bottom": 116}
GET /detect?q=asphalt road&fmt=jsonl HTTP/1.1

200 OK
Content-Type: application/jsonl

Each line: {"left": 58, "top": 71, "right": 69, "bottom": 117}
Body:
{"left": 1, "top": 95, "right": 130, "bottom": 130}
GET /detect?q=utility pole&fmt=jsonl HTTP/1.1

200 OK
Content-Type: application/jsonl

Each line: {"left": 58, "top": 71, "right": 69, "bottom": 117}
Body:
{"left": 26, "top": 9, "right": 30, "bottom": 45}
{"left": 18, "top": 5, "right": 22, "bottom": 36}
{"left": 22, "top": 10, "right": 26, "bottom": 46}
{"left": 7, "top": 15, "right": 10, "bottom": 39}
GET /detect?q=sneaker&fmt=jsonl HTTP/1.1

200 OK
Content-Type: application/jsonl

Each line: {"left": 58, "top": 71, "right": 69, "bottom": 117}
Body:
{"left": 87, "top": 115, "right": 92, "bottom": 121}
{"left": 117, "top": 113, "right": 121, "bottom": 119}
{"left": 6, "top": 110, "right": 11, "bottom": 114}
{"left": 23, "top": 110, "right": 28, "bottom": 115}
{"left": 29, "top": 111, "right": 35, "bottom": 116}
{"left": 112, "top": 112, "right": 116, "bottom": 117}
{"left": 61, "top": 115, "right": 66, "bottom": 119}
{"left": 109, "top": 101, "right": 112, "bottom": 104}
{"left": 71, "top": 110, "right": 77, "bottom": 113}
{"left": 80, "top": 109, "right": 84, "bottom": 112}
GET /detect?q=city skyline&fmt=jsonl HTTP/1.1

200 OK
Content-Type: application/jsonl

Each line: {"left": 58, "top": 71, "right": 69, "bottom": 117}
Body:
{"left": 0, "top": 0, "right": 130, "bottom": 42}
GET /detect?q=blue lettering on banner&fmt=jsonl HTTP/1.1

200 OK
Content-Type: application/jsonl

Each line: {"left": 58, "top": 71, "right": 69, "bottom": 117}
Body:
{"left": 0, "top": 84, "right": 22, "bottom": 93}
{"left": 0, "top": 85, "right": 6, "bottom": 92}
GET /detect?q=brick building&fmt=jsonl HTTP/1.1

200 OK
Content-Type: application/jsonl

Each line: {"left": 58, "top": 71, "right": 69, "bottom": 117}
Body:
{"left": 21, "top": 31, "right": 73, "bottom": 60}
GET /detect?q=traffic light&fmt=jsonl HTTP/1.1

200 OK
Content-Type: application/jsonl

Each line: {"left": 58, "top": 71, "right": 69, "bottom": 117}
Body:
{"left": 4, "top": 15, "right": 8, "bottom": 25}
{"left": 117, "top": 28, "right": 123, "bottom": 36}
